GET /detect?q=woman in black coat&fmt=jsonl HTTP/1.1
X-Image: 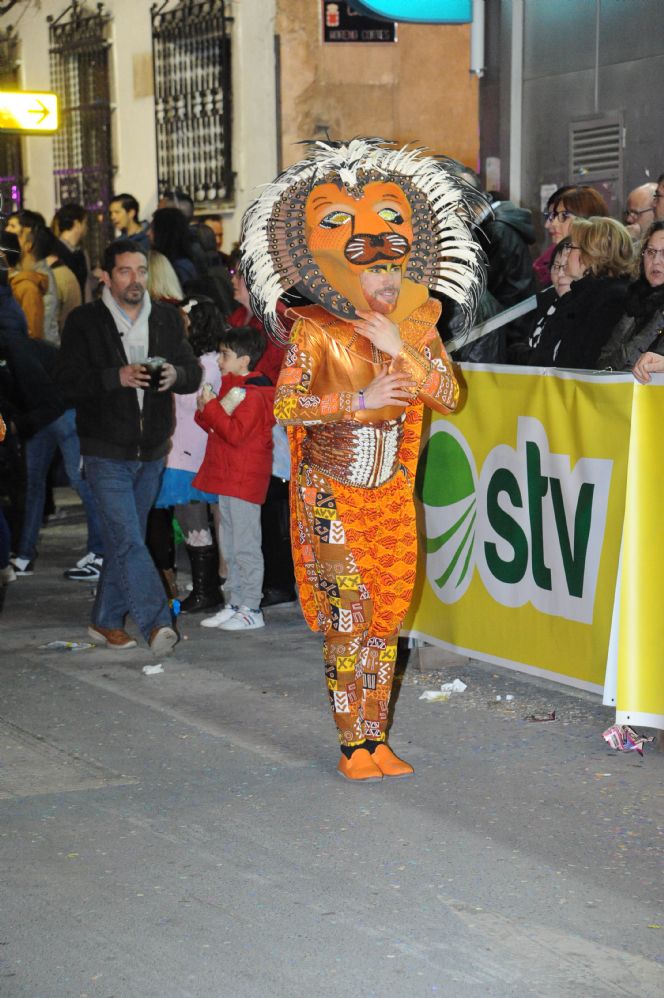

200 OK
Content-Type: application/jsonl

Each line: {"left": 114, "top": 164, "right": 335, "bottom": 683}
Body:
{"left": 598, "top": 220, "right": 664, "bottom": 370}
{"left": 526, "top": 237, "right": 572, "bottom": 358}
{"left": 528, "top": 217, "right": 634, "bottom": 369}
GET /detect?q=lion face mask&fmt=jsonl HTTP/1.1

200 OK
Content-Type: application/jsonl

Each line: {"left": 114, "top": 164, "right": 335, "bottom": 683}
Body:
{"left": 305, "top": 180, "right": 414, "bottom": 315}
{"left": 240, "top": 138, "right": 486, "bottom": 344}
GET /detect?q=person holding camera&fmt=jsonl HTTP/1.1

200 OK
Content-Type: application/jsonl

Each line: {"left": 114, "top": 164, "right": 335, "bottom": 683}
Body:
{"left": 55, "top": 239, "right": 200, "bottom": 654}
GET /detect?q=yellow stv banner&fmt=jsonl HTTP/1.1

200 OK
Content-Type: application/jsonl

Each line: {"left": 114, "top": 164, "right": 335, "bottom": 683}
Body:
{"left": 404, "top": 365, "right": 664, "bottom": 729}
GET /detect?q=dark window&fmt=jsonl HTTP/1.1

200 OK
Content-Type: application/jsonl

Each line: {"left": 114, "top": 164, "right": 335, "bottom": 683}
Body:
{"left": 0, "top": 25, "right": 24, "bottom": 218}
{"left": 48, "top": 2, "right": 114, "bottom": 266}
{"left": 151, "top": 0, "right": 233, "bottom": 207}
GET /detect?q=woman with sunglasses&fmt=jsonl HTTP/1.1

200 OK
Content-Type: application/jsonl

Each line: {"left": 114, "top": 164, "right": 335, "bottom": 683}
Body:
{"left": 533, "top": 185, "right": 609, "bottom": 288}
{"left": 528, "top": 216, "right": 634, "bottom": 369}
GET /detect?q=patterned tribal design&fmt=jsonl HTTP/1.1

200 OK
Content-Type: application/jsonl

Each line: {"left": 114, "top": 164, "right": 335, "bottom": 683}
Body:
{"left": 276, "top": 305, "right": 457, "bottom": 744}
{"left": 296, "top": 466, "right": 411, "bottom": 745}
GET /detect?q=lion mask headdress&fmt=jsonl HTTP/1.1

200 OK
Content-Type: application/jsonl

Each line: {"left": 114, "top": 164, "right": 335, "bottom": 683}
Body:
{"left": 241, "top": 137, "right": 486, "bottom": 344}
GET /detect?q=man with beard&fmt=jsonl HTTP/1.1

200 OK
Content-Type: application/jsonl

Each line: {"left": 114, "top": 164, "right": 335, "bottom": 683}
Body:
{"left": 55, "top": 239, "right": 201, "bottom": 654}
{"left": 241, "top": 138, "right": 484, "bottom": 780}
{"left": 359, "top": 262, "right": 403, "bottom": 313}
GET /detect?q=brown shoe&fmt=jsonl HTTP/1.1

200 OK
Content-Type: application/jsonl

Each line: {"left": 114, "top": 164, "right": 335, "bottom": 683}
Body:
{"left": 149, "top": 626, "right": 178, "bottom": 655}
{"left": 87, "top": 624, "right": 137, "bottom": 649}
{"left": 371, "top": 743, "right": 414, "bottom": 778}
{"left": 337, "top": 748, "right": 383, "bottom": 782}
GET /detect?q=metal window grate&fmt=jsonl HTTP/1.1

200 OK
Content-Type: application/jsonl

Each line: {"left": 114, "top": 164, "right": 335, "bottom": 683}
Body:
{"left": 0, "top": 25, "right": 24, "bottom": 217}
{"left": 48, "top": 1, "right": 114, "bottom": 265}
{"left": 151, "top": 0, "right": 233, "bottom": 207}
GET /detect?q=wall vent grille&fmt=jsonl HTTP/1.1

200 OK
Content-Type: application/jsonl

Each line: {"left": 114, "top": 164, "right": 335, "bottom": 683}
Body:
{"left": 569, "top": 115, "right": 622, "bottom": 182}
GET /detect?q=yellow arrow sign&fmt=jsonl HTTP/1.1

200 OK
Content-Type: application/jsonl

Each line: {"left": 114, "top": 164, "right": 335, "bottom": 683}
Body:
{"left": 0, "top": 91, "right": 59, "bottom": 134}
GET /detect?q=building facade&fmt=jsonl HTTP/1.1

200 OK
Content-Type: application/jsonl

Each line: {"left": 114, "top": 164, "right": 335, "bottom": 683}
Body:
{"left": 0, "top": 0, "right": 479, "bottom": 261}
{"left": 481, "top": 0, "right": 664, "bottom": 249}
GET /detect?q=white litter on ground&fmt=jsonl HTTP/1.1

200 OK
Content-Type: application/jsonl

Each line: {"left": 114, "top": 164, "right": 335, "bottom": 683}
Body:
{"left": 419, "top": 678, "right": 467, "bottom": 701}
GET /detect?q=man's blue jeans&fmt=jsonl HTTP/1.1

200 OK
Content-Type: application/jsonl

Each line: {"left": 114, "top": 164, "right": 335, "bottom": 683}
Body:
{"left": 18, "top": 409, "right": 104, "bottom": 561}
{"left": 83, "top": 456, "right": 171, "bottom": 641}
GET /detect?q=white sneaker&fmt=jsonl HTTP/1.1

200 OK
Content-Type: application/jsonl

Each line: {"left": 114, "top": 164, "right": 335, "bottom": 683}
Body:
{"left": 219, "top": 606, "right": 265, "bottom": 631}
{"left": 149, "top": 625, "right": 179, "bottom": 655}
{"left": 0, "top": 564, "right": 16, "bottom": 584}
{"left": 200, "top": 605, "right": 238, "bottom": 628}
{"left": 9, "top": 556, "right": 33, "bottom": 576}
{"left": 64, "top": 553, "right": 103, "bottom": 581}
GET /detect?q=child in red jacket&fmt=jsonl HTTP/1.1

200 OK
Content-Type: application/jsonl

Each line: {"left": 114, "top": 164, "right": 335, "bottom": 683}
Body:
{"left": 194, "top": 326, "right": 275, "bottom": 630}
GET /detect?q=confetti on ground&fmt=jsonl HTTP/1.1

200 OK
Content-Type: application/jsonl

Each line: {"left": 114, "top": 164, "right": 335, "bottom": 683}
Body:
{"left": 602, "top": 724, "right": 654, "bottom": 756}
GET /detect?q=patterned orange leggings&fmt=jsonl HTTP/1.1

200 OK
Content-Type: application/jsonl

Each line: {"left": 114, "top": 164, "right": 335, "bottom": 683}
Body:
{"left": 294, "top": 463, "right": 418, "bottom": 746}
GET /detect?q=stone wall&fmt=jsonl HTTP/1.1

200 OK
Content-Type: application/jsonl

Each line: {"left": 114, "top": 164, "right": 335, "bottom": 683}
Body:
{"left": 276, "top": 2, "right": 479, "bottom": 169}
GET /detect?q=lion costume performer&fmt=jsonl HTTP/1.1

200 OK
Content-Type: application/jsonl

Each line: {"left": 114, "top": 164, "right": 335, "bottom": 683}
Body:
{"left": 241, "top": 138, "right": 484, "bottom": 780}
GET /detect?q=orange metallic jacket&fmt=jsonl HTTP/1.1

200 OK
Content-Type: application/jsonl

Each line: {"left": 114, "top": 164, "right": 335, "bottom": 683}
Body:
{"left": 274, "top": 296, "right": 459, "bottom": 479}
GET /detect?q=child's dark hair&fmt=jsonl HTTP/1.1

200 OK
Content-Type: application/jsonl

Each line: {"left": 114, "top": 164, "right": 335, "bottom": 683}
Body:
{"left": 184, "top": 298, "right": 225, "bottom": 357}
{"left": 219, "top": 325, "right": 265, "bottom": 371}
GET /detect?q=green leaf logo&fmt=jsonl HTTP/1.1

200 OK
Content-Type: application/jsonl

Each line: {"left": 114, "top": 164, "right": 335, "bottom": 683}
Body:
{"left": 417, "top": 425, "right": 478, "bottom": 603}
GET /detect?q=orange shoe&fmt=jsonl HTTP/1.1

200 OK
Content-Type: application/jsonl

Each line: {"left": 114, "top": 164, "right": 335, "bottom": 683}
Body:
{"left": 372, "top": 744, "right": 414, "bottom": 778}
{"left": 337, "top": 748, "right": 383, "bottom": 782}
{"left": 87, "top": 624, "right": 137, "bottom": 649}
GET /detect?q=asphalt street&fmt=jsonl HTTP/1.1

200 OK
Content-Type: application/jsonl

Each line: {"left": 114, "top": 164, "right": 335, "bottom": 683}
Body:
{"left": 1, "top": 491, "right": 663, "bottom": 998}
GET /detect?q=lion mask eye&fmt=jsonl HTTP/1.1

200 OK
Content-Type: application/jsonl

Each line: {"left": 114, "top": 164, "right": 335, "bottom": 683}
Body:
{"left": 377, "top": 207, "right": 404, "bottom": 224}
{"left": 320, "top": 210, "right": 353, "bottom": 229}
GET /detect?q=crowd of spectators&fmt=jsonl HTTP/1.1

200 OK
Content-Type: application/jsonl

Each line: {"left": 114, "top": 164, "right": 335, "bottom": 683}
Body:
{"left": 439, "top": 171, "right": 664, "bottom": 374}
{"left": 1, "top": 170, "right": 663, "bottom": 644}
{"left": 0, "top": 191, "right": 295, "bottom": 645}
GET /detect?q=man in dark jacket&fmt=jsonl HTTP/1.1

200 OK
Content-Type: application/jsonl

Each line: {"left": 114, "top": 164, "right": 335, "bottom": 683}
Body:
{"left": 0, "top": 231, "right": 104, "bottom": 572}
{"left": 56, "top": 239, "right": 201, "bottom": 654}
{"left": 53, "top": 203, "right": 89, "bottom": 299}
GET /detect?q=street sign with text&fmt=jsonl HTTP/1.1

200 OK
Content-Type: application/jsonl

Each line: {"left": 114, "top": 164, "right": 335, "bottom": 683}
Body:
{"left": 323, "top": 1, "right": 396, "bottom": 43}
{"left": 0, "top": 91, "right": 59, "bottom": 134}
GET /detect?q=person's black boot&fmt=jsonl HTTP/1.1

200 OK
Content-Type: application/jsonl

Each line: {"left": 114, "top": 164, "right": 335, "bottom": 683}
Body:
{"left": 179, "top": 545, "right": 224, "bottom": 614}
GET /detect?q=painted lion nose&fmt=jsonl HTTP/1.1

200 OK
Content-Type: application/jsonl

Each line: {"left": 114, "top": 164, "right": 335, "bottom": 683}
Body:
{"left": 344, "top": 231, "right": 411, "bottom": 265}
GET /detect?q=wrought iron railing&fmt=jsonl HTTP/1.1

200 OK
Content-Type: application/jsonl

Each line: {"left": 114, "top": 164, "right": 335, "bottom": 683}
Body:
{"left": 48, "top": 1, "right": 114, "bottom": 266}
{"left": 151, "top": 0, "right": 233, "bottom": 209}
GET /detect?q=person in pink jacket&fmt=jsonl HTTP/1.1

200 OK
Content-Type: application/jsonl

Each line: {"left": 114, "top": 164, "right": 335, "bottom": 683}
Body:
{"left": 150, "top": 298, "right": 223, "bottom": 612}
{"left": 194, "top": 325, "right": 275, "bottom": 631}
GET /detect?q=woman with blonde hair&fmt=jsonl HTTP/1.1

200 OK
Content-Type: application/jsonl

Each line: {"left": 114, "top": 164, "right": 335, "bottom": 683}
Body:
{"left": 534, "top": 185, "right": 610, "bottom": 288}
{"left": 147, "top": 249, "right": 183, "bottom": 304}
{"left": 570, "top": 216, "right": 634, "bottom": 278}
{"left": 144, "top": 249, "right": 185, "bottom": 597}
{"left": 528, "top": 216, "right": 634, "bottom": 369}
